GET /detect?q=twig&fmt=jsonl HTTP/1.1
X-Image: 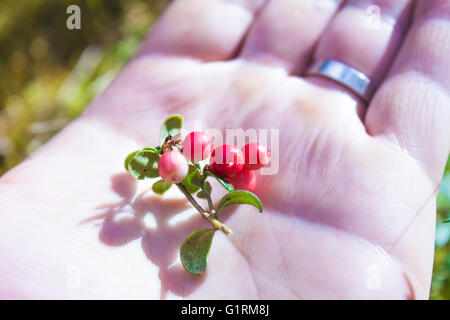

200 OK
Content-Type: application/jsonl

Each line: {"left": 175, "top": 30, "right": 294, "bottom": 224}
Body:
{"left": 176, "top": 183, "right": 232, "bottom": 235}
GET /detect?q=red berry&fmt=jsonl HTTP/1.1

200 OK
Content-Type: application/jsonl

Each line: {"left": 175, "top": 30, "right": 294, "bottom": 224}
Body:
{"left": 209, "top": 144, "right": 244, "bottom": 179}
{"left": 182, "top": 131, "right": 213, "bottom": 162}
{"left": 242, "top": 143, "right": 270, "bottom": 171}
{"left": 227, "top": 169, "right": 256, "bottom": 192}
{"left": 158, "top": 150, "right": 189, "bottom": 183}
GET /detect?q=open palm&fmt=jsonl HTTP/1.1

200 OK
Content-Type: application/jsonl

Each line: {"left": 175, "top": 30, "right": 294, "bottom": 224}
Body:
{"left": 0, "top": 0, "right": 449, "bottom": 299}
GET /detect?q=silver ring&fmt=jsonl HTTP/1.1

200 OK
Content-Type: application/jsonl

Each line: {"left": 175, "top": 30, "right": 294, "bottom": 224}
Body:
{"left": 306, "top": 60, "right": 374, "bottom": 102}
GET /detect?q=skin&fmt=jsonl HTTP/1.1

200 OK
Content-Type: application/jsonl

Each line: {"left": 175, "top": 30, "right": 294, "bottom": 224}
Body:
{"left": 0, "top": 0, "right": 449, "bottom": 299}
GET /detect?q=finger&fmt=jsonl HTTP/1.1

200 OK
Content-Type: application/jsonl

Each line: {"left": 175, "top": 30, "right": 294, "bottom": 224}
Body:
{"left": 305, "top": 0, "right": 414, "bottom": 106}
{"left": 138, "top": 0, "right": 267, "bottom": 61}
{"left": 365, "top": 0, "right": 450, "bottom": 181}
{"left": 240, "top": 0, "right": 343, "bottom": 74}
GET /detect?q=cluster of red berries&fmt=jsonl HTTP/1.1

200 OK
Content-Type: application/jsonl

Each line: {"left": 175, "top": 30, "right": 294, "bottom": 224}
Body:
{"left": 158, "top": 131, "right": 270, "bottom": 191}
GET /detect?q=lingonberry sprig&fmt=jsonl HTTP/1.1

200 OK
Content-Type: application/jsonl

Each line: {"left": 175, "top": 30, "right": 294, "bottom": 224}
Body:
{"left": 124, "top": 115, "right": 270, "bottom": 275}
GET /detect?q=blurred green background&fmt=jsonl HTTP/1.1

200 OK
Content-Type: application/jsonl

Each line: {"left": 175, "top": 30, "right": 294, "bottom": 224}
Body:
{"left": 0, "top": 0, "right": 449, "bottom": 299}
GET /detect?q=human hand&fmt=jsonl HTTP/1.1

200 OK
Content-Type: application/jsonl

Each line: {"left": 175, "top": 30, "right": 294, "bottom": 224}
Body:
{"left": 0, "top": 0, "right": 449, "bottom": 299}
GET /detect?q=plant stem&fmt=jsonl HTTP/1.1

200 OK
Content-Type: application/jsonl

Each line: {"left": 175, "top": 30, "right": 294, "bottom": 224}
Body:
{"left": 202, "top": 186, "right": 216, "bottom": 218}
{"left": 176, "top": 183, "right": 232, "bottom": 235}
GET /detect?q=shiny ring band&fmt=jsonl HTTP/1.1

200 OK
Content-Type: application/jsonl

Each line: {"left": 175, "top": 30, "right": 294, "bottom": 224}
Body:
{"left": 306, "top": 60, "right": 374, "bottom": 102}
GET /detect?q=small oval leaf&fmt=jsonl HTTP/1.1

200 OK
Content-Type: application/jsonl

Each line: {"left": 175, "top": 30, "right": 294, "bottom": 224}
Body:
{"left": 197, "top": 191, "right": 206, "bottom": 199}
{"left": 190, "top": 170, "right": 204, "bottom": 187}
{"left": 142, "top": 147, "right": 159, "bottom": 153}
{"left": 124, "top": 150, "right": 139, "bottom": 170}
{"left": 217, "top": 190, "right": 263, "bottom": 215}
{"left": 181, "top": 165, "right": 202, "bottom": 193}
{"left": 160, "top": 115, "right": 183, "bottom": 145}
{"left": 180, "top": 228, "right": 215, "bottom": 275}
{"left": 152, "top": 179, "right": 172, "bottom": 195}
{"left": 127, "top": 149, "right": 160, "bottom": 180}
{"left": 206, "top": 171, "right": 234, "bottom": 192}
{"left": 203, "top": 181, "right": 212, "bottom": 196}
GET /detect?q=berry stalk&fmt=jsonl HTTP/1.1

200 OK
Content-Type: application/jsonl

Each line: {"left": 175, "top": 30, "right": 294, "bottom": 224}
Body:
{"left": 202, "top": 184, "right": 216, "bottom": 218}
{"left": 176, "top": 183, "right": 232, "bottom": 235}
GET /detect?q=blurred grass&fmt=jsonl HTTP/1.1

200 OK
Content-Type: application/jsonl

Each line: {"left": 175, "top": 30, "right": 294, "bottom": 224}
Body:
{"left": 0, "top": 0, "right": 168, "bottom": 170}
{"left": 0, "top": 0, "right": 449, "bottom": 299}
{"left": 433, "top": 159, "right": 450, "bottom": 299}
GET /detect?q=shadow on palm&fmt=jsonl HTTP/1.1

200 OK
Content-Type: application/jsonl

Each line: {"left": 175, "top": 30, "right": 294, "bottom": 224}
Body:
{"left": 80, "top": 172, "right": 215, "bottom": 298}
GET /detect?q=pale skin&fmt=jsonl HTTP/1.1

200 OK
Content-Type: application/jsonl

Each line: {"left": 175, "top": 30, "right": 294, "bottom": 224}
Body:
{"left": 0, "top": 0, "right": 449, "bottom": 299}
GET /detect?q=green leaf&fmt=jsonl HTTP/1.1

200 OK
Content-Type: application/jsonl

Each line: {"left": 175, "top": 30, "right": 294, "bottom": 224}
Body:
{"left": 124, "top": 150, "right": 139, "bottom": 171}
{"left": 197, "top": 191, "right": 206, "bottom": 199}
{"left": 127, "top": 149, "right": 160, "bottom": 180}
{"left": 217, "top": 190, "right": 263, "bottom": 215}
{"left": 206, "top": 171, "right": 234, "bottom": 192}
{"left": 180, "top": 228, "right": 215, "bottom": 275}
{"left": 203, "top": 181, "right": 212, "bottom": 197}
{"left": 152, "top": 179, "right": 172, "bottom": 195}
{"left": 190, "top": 169, "right": 204, "bottom": 187}
{"left": 443, "top": 219, "right": 450, "bottom": 223}
{"left": 181, "top": 165, "right": 202, "bottom": 193}
{"left": 160, "top": 114, "right": 183, "bottom": 145}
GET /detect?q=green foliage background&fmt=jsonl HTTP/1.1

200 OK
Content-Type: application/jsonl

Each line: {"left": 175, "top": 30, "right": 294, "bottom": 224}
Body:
{"left": 0, "top": 0, "right": 449, "bottom": 299}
